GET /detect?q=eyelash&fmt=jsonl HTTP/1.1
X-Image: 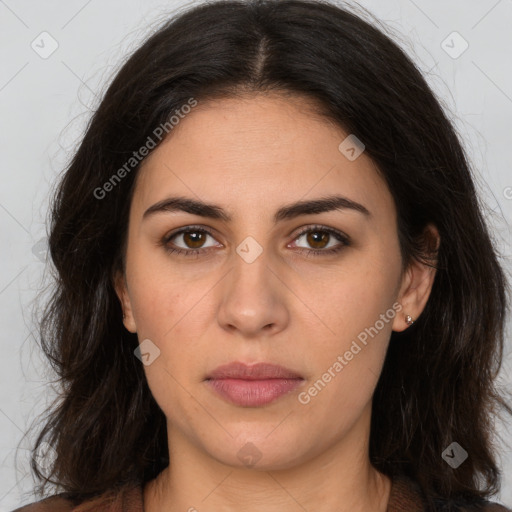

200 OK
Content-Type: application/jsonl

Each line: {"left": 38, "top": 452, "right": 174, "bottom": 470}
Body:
{"left": 160, "top": 224, "right": 351, "bottom": 258}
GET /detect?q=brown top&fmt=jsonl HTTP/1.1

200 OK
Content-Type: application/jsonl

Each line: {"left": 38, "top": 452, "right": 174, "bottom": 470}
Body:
{"left": 12, "top": 474, "right": 511, "bottom": 511}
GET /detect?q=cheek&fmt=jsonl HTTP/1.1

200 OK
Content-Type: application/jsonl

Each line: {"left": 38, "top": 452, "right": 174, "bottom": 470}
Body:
{"left": 127, "top": 259, "right": 208, "bottom": 373}
{"left": 312, "top": 256, "right": 400, "bottom": 350}
{"left": 301, "top": 242, "right": 401, "bottom": 401}
{"left": 126, "top": 247, "right": 187, "bottom": 331}
{"left": 298, "top": 295, "right": 397, "bottom": 426}
{"left": 129, "top": 268, "right": 203, "bottom": 417}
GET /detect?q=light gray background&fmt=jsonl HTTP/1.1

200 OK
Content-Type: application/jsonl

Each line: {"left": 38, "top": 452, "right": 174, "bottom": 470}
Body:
{"left": 1, "top": 0, "right": 511, "bottom": 510}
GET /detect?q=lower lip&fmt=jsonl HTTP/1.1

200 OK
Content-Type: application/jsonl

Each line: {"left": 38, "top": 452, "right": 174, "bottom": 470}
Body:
{"left": 205, "top": 378, "right": 304, "bottom": 407}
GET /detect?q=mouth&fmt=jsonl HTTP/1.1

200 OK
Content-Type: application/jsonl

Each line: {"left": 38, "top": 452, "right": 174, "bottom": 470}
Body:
{"left": 205, "top": 361, "right": 305, "bottom": 407}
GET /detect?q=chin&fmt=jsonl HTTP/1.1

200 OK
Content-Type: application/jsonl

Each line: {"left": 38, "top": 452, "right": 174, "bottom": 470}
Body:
{"left": 201, "top": 429, "right": 310, "bottom": 471}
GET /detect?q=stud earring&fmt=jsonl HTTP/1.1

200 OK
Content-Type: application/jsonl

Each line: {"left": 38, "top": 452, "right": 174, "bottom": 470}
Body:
{"left": 405, "top": 314, "right": 414, "bottom": 326}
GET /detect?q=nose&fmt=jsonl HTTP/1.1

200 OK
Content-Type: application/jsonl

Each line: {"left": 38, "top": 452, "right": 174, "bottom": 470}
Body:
{"left": 216, "top": 244, "right": 290, "bottom": 339}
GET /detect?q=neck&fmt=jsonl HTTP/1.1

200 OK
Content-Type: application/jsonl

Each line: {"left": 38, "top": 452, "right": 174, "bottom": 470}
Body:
{"left": 144, "top": 406, "right": 391, "bottom": 512}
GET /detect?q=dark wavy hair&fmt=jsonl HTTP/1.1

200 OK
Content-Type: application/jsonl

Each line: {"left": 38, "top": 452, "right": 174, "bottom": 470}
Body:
{"left": 29, "top": 0, "right": 511, "bottom": 509}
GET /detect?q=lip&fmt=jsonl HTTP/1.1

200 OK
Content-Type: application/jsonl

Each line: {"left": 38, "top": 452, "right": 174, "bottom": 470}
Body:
{"left": 207, "top": 361, "right": 303, "bottom": 380}
{"left": 205, "top": 362, "right": 304, "bottom": 407}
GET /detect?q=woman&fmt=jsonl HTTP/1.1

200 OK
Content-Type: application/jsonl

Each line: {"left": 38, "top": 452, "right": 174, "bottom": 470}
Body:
{"left": 15, "top": 0, "right": 511, "bottom": 510}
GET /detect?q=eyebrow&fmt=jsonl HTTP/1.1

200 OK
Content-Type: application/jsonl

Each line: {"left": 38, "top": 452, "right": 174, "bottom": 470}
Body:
{"left": 142, "top": 194, "right": 371, "bottom": 223}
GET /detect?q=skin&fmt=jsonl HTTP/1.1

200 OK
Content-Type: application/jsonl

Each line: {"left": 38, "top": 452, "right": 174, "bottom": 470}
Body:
{"left": 115, "top": 92, "right": 439, "bottom": 512}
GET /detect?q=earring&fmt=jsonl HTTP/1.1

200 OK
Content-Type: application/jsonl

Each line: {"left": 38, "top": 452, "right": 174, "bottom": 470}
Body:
{"left": 405, "top": 314, "right": 414, "bottom": 326}
{"left": 123, "top": 313, "right": 126, "bottom": 320}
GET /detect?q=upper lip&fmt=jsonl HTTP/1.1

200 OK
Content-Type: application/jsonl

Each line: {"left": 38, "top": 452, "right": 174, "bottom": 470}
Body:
{"left": 206, "top": 361, "right": 303, "bottom": 380}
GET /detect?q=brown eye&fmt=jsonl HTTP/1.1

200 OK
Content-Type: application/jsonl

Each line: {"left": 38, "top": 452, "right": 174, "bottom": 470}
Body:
{"left": 305, "top": 230, "right": 330, "bottom": 249}
{"left": 293, "top": 226, "right": 349, "bottom": 252}
{"left": 181, "top": 230, "right": 208, "bottom": 249}
{"left": 162, "top": 226, "right": 221, "bottom": 257}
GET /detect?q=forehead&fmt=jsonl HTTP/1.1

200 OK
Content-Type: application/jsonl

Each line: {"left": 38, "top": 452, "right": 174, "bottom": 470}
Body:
{"left": 131, "top": 94, "right": 394, "bottom": 224}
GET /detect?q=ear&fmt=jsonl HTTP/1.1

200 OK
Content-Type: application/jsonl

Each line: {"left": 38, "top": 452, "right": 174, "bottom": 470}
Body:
{"left": 113, "top": 269, "right": 137, "bottom": 333}
{"left": 392, "top": 223, "right": 440, "bottom": 332}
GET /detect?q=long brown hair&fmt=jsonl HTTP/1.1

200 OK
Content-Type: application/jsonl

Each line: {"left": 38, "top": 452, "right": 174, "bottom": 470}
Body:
{"left": 30, "top": 0, "right": 511, "bottom": 509}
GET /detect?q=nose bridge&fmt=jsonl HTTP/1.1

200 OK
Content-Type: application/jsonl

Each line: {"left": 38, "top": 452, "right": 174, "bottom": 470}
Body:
{"left": 217, "top": 233, "right": 289, "bottom": 335}
{"left": 229, "top": 234, "right": 276, "bottom": 304}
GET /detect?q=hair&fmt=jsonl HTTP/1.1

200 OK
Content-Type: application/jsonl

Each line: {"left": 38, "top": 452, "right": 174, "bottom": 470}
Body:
{"left": 29, "top": 0, "right": 511, "bottom": 509}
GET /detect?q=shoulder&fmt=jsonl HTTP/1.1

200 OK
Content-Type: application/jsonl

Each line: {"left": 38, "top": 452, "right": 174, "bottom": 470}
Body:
{"left": 11, "top": 483, "right": 144, "bottom": 512}
{"left": 12, "top": 494, "right": 77, "bottom": 512}
{"left": 387, "top": 474, "right": 511, "bottom": 512}
{"left": 432, "top": 500, "right": 511, "bottom": 511}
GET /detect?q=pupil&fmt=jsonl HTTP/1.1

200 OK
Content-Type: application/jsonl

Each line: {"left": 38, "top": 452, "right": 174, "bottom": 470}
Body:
{"left": 308, "top": 231, "right": 328, "bottom": 248}
{"left": 185, "top": 231, "right": 204, "bottom": 248}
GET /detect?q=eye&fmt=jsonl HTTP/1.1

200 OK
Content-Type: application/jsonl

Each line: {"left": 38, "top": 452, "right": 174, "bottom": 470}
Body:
{"left": 160, "top": 224, "right": 351, "bottom": 258}
{"left": 161, "top": 226, "right": 220, "bottom": 258}
{"left": 289, "top": 225, "right": 351, "bottom": 256}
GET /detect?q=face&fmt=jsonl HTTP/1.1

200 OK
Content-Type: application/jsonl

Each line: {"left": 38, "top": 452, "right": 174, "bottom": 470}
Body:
{"left": 115, "top": 93, "right": 436, "bottom": 471}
